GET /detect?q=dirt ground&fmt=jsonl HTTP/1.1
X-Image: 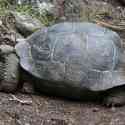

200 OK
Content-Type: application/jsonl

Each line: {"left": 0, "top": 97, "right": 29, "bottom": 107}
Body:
{"left": 1, "top": 0, "right": 125, "bottom": 125}
{"left": 0, "top": 92, "right": 125, "bottom": 125}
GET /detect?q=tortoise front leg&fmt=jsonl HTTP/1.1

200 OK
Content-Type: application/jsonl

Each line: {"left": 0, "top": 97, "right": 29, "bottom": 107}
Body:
{"left": 0, "top": 45, "right": 20, "bottom": 92}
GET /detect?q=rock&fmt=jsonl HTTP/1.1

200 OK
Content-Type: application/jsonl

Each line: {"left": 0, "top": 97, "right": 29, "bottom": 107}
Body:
{"left": 11, "top": 12, "right": 44, "bottom": 37}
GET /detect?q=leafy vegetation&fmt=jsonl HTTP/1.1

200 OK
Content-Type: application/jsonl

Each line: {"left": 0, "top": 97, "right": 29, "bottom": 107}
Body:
{"left": 0, "top": 0, "right": 11, "bottom": 16}
{"left": 0, "top": 0, "right": 57, "bottom": 26}
{"left": 15, "top": 4, "right": 57, "bottom": 26}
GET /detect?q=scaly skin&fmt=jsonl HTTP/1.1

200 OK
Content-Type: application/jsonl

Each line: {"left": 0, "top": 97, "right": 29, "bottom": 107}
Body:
{"left": 0, "top": 45, "right": 20, "bottom": 92}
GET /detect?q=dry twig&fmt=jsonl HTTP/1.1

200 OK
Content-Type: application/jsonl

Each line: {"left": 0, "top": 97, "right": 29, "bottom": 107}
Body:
{"left": 94, "top": 20, "right": 125, "bottom": 31}
{"left": 9, "top": 94, "right": 32, "bottom": 105}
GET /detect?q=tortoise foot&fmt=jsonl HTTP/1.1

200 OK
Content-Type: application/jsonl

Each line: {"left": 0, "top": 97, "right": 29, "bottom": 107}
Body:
{"left": 103, "top": 87, "right": 125, "bottom": 107}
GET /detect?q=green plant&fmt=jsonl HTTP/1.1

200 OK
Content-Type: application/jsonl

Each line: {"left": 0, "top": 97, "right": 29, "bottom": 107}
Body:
{"left": 0, "top": 1, "right": 57, "bottom": 26}
{"left": 15, "top": 4, "right": 57, "bottom": 26}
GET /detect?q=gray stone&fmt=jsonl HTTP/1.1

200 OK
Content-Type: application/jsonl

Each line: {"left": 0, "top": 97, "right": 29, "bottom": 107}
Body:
{"left": 12, "top": 12, "right": 44, "bottom": 37}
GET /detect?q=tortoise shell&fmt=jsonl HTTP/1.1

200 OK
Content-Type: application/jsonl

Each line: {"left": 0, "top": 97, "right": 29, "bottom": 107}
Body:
{"left": 15, "top": 22, "right": 125, "bottom": 91}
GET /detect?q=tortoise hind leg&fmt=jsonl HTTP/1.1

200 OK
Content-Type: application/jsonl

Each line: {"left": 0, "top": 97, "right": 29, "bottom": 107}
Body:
{"left": 103, "top": 86, "right": 125, "bottom": 107}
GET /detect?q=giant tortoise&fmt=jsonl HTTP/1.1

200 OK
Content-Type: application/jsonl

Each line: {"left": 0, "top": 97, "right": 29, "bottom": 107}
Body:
{"left": 1, "top": 22, "right": 125, "bottom": 106}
